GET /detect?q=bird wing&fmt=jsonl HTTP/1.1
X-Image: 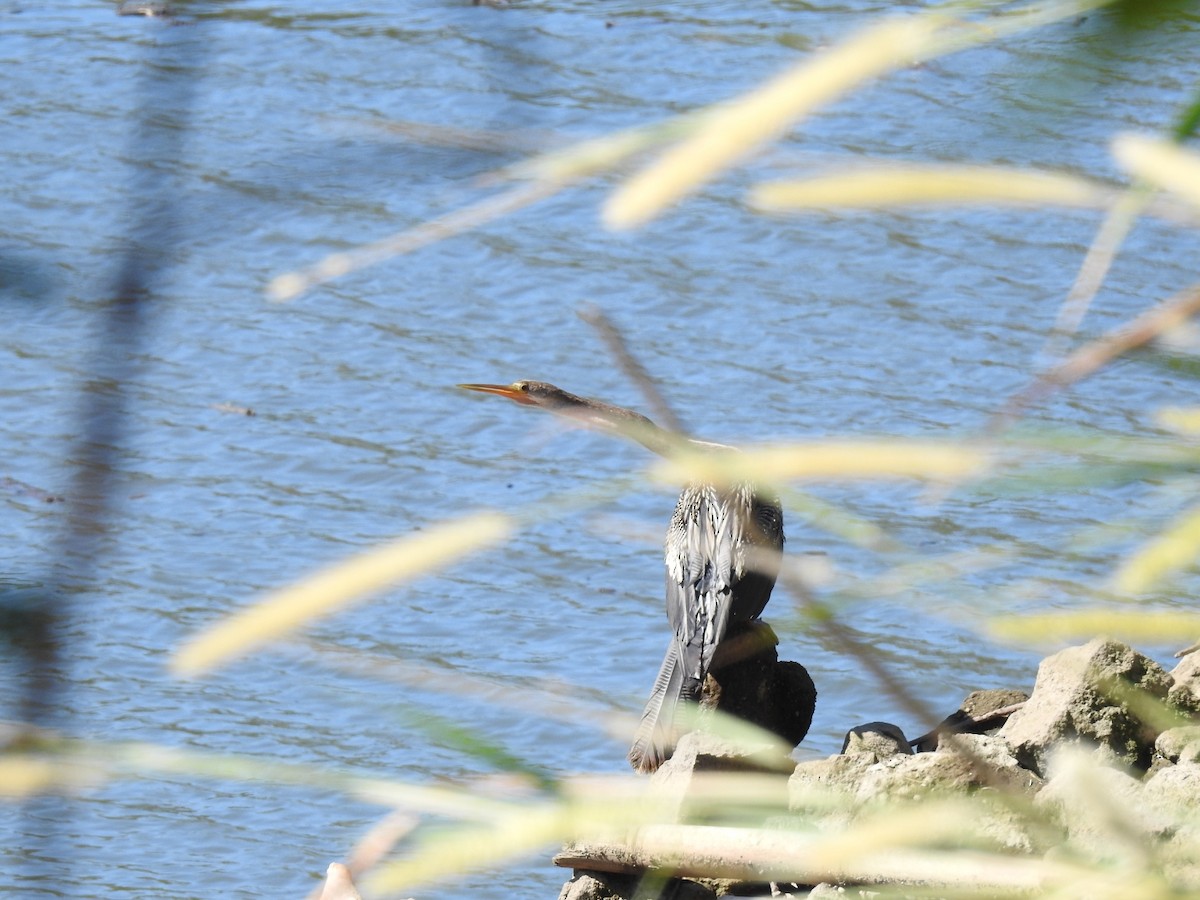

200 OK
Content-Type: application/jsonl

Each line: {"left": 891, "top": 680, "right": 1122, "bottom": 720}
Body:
{"left": 664, "top": 484, "right": 741, "bottom": 685}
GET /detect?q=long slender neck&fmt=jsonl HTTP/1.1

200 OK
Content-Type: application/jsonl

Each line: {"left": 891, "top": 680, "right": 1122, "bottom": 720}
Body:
{"left": 559, "top": 396, "right": 730, "bottom": 459}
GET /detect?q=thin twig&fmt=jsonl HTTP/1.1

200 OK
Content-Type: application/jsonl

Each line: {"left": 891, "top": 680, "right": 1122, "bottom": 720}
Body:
{"left": 988, "top": 283, "right": 1200, "bottom": 434}
{"left": 1038, "top": 189, "right": 1150, "bottom": 367}
{"left": 305, "top": 812, "right": 418, "bottom": 900}
{"left": 579, "top": 306, "right": 688, "bottom": 435}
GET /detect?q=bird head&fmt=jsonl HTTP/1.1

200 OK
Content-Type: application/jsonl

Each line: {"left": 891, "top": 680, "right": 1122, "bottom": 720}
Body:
{"left": 458, "top": 380, "right": 676, "bottom": 455}
{"left": 457, "top": 380, "right": 581, "bottom": 410}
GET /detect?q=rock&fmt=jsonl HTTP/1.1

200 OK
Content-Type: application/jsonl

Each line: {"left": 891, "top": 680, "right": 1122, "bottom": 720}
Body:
{"left": 844, "top": 735, "right": 1042, "bottom": 854}
{"left": 701, "top": 634, "right": 817, "bottom": 759}
{"left": 1156, "top": 726, "right": 1200, "bottom": 764}
{"left": 1035, "top": 757, "right": 1168, "bottom": 860}
{"left": 1146, "top": 763, "right": 1200, "bottom": 889}
{"left": 856, "top": 734, "right": 1040, "bottom": 803}
{"left": 911, "top": 689, "right": 1029, "bottom": 752}
{"left": 790, "top": 735, "right": 1040, "bottom": 854}
{"left": 998, "top": 639, "right": 1171, "bottom": 775}
{"left": 788, "top": 753, "right": 876, "bottom": 816}
{"left": 805, "top": 883, "right": 880, "bottom": 898}
{"left": 1168, "top": 653, "right": 1200, "bottom": 715}
{"left": 649, "top": 731, "right": 790, "bottom": 823}
{"left": 557, "top": 871, "right": 715, "bottom": 900}
{"left": 840, "top": 722, "right": 911, "bottom": 761}
{"left": 1144, "top": 760, "right": 1200, "bottom": 815}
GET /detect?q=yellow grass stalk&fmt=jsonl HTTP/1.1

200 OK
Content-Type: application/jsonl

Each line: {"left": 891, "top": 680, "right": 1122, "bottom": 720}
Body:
{"left": 604, "top": 16, "right": 947, "bottom": 229}
{"left": 172, "top": 512, "right": 513, "bottom": 677}
{"left": 990, "top": 609, "right": 1200, "bottom": 643}
{"left": 1156, "top": 407, "right": 1200, "bottom": 436}
{"left": 1113, "top": 133, "right": 1200, "bottom": 210}
{"left": 751, "top": 165, "right": 1111, "bottom": 211}
{"left": 1112, "top": 502, "right": 1200, "bottom": 594}
{"left": 652, "top": 440, "right": 989, "bottom": 488}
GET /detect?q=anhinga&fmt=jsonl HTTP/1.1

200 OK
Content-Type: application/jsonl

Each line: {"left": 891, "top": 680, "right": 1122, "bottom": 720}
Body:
{"left": 459, "top": 380, "right": 784, "bottom": 773}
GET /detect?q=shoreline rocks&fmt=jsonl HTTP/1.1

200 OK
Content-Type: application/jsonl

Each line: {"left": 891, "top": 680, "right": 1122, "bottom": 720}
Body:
{"left": 556, "top": 638, "right": 1200, "bottom": 899}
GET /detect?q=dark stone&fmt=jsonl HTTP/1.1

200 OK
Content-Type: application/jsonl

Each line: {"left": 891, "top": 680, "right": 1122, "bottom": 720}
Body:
{"left": 701, "top": 626, "right": 817, "bottom": 756}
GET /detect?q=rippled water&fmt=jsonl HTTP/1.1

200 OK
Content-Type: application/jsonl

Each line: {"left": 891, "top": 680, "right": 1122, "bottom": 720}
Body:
{"left": 3, "top": 1, "right": 1200, "bottom": 897}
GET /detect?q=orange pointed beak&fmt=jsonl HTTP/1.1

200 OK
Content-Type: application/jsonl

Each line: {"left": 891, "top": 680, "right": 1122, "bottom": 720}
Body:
{"left": 457, "top": 382, "right": 537, "bottom": 406}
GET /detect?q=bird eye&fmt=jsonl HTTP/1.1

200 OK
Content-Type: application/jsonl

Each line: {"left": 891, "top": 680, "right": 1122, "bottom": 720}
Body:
{"left": 515, "top": 382, "right": 529, "bottom": 392}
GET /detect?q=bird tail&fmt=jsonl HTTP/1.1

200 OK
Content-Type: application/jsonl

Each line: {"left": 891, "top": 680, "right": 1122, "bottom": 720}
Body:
{"left": 627, "top": 639, "right": 696, "bottom": 774}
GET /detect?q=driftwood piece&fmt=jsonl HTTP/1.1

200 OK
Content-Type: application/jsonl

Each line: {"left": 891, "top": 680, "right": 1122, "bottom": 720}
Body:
{"left": 910, "top": 689, "right": 1028, "bottom": 752}
{"left": 554, "top": 824, "right": 1072, "bottom": 890}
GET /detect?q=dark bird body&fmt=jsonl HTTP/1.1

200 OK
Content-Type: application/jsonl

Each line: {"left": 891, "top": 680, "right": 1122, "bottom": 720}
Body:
{"left": 458, "top": 381, "right": 784, "bottom": 773}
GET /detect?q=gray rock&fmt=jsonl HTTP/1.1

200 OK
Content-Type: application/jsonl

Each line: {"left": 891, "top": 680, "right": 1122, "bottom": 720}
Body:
{"left": 857, "top": 734, "right": 1040, "bottom": 803}
{"left": 998, "top": 639, "right": 1171, "bottom": 775}
{"left": 649, "top": 731, "right": 787, "bottom": 822}
{"left": 788, "top": 753, "right": 876, "bottom": 812}
{"left": 1035, "top": 759, "right": 1168, "bottom": 860}
{"left": 1156, "top": 726, "right": 1200, "bottom": 764}
{"left": 1145, "top": 760, "right": 1200, "bottom": 816}
{"left": 840, "top": 722, "right": 912, "bottom": 761}
{"left": 557, "top": 873, "right": 613, "bottom": 900}
{"left": 557, "top": 871, "right": 715, "bottom": 900}
{"left": 805, "top": 883, "right": 877, "bottom": 898}
{"left": 848, "top": 735, "right": 1042, "bottom": 854}
{"left": 1169, "top": 652, "right": 1200, "bottom": 715}
{"left": 791, "top": 735, "right": 1042, "bottom": 854}
{"left": 1147, "top": 763, "right": 1200, "bottom": 889}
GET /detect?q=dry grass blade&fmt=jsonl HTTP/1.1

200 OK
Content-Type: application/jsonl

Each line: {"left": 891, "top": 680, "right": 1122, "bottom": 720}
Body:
{"left": 604, "top": 15, "right": 946, "bottom": 229}
{"left": 603, "top": 0, "right": 1115, "bottom": 230}
{"left": 0, "top": 731, "right": 523, "bottom": 821}
{"left": 989, "top": 609, "right": 1200, "bottom": 643}
{"left": 752, "top": 165, "right": 1111, "bottom": 211}
{"left": 0, "top": 754, "right": 107, "bottom": 798}
{"left": 1112, "top": 501, "right": 1200, "bottom": 594}
{"left": 172, "top": 512, "right": 513, "bottom": 677}
{"left": 499, "top": 109, "right": 716, "bottom": 184}
{"left": 991, "top": 284, "right": 1200, "bottom": 431}
{"left": 292, "top": 640, "right": 633, "bottom": 741}
{"left": 1040, "top": 189, "right": 1151, "bottom": 365}
{"left": 1113, "top": 133, "right": 1200, "bottom": 210}
{"left": 266, "top": 182, "right": 560, "bottom": 302}
{"left": 362, "top": 793, "right": 657, "bottom": 895}
{"left": 367, "top": 117, "right": 556, "bottom": 155}
{"left": 1157, "top": 407, "right": 1200, "bottom": 435}
{"left": 652, "top": 440, "right": 989, "bottom": 488}
{"left": 362, "top": 771, "right": 800, "bottom": 895}
{"left": 113, "top": 742, "right": 520, "bottom": 820}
